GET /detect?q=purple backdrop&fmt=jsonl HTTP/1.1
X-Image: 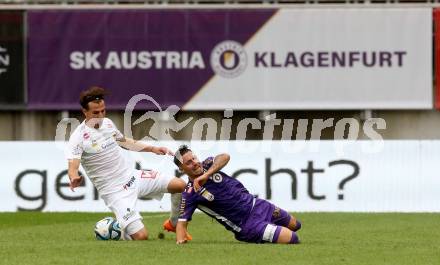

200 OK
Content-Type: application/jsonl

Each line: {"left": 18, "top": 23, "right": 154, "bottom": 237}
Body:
{"left": 27, "top": 10, "right": 275, "bottom": 110}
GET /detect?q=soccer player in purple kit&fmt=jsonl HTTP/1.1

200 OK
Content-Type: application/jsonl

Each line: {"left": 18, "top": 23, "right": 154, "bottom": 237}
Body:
{"left": 173, "top": 145, "right": 302, "bottom": 244}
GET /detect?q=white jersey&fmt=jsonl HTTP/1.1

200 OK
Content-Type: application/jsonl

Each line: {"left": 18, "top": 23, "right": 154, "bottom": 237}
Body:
{"left": 66, "top": 118, "right": 132, "bottom": 195}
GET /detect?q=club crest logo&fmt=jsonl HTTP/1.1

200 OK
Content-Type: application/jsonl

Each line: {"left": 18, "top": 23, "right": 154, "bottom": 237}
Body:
{"left": 210, "top": 40, "right": 247, "bottom": 78}
{"left": 212, "top": 173, "right": 223, "bottom": 183}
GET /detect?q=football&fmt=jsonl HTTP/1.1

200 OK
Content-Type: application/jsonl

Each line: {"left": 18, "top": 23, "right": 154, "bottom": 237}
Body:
{"left": 94, "top": 216, "right": 121, "bottom": 240}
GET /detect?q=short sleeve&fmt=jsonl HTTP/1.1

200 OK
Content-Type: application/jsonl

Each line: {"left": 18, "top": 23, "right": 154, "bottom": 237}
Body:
{"left": 66, "top": 135, "right": 83, "bottom": 160}
{"left": 202, "top": 156, "right": 214, "bottom": 171}
{"left": 178, "top": 186, "right": 198, "bottom": 222}
{"left": 107, "top": 118, "right": 124, "bottom": 140}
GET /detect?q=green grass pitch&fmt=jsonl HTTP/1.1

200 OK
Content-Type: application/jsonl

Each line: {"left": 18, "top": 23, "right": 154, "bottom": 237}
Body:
{"left": 0, "top": 212, "right": 439, "bottom": 265}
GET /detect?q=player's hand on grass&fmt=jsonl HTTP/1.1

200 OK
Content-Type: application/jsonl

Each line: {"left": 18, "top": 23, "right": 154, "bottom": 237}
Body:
{"left": 69, "top": 175, "right": 84, "bottom": 191}
{"left": 194, "top": 173, "right": 209, "bottom": 191}
{"left": 152, "top": 146, "right": 173, "bottom": 156}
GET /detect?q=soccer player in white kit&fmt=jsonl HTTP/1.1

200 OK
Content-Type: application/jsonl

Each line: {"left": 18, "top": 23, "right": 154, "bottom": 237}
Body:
{"left": 66, "top": 87, "right": 187, "bottom": 240}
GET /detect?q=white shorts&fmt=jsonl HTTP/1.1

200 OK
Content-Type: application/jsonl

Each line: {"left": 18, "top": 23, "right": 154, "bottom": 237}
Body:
{"left": 101, "top": 169, "right": 174, "bottom": 232}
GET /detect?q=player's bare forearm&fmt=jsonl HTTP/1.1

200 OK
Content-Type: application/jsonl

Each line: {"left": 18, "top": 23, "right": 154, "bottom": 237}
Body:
{"left": 67, "top": 159, "right": 80, "bottom": 179}
{"left": 117, "top": 137, "right": 172, "bottom": 155}
{"left": 194, "top": 154, "right": 230, "bottom": 190}
{"left": 67, "top": 159, "right": 83, "bottom": 191}
{"left": 205, "top": 153, "right": 230, "bottom": 176}
{"left": 176, "top": 221, "right": 189, "bottom": 244}
{"left": 117, "top": 137, "right": 149, "bottom": 151}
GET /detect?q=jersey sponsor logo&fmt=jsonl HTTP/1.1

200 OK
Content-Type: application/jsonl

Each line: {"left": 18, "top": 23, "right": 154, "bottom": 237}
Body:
{"left": 212, "top": 173, "right": 223, "bottom": 183}
{"left": 101, "top": 141, "right": 116, "bottom": 150}
{"left": 210, "top": 40, "right": 248, "bottom": 78}
{"left": 179, "top": 198, "right": 186, "bottom": 217}
{"left": 123, "top": 176, "right": 136, "bottom": 190}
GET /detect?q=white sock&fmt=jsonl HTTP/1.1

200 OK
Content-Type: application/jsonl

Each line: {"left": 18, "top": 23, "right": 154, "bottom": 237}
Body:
{"left": 170, "top": 193, "right": 182, "bottom": 227}
{"left": 121, "top": 229, "right": 132, "bottom": 241}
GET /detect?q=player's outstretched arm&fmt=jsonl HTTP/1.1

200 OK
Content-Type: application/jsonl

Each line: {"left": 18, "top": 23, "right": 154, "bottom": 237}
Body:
{"left": 117, "top": 137, "right": 173, "bottom": 155}
{"left": 68, "top": 159, "right": 83, "bottom": 191}
{"left": 176, "top": 221, "right": 189, "bottom": 244}
{"left": 194, "top": 153, "right": 230, "bottom": 191}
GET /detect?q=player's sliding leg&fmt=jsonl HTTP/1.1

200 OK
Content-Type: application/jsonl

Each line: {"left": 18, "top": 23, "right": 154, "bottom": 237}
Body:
{"left": 165, "top": 178, "right": 186, "bottom": 228}
{"left": 104, "top": 186, "right": 149, "bottom": 241}
{"left": 274, "top": 227, "right": 300, "bottom": 244}
{"left": 170, "top": 193, "right": 182, "bottom": 227}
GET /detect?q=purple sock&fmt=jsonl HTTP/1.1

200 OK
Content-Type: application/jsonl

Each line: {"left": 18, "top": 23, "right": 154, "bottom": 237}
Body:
{"left": 272, "top": 226, "right": 283, "bottom": 243}
{"left": 293, "top": 220, "right": 302, "bottom": 232}
{"left": 289, "top": 232, "right": 299, "bottom": 244}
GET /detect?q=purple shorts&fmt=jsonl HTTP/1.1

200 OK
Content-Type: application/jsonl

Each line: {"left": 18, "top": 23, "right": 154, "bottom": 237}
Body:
{"left": 235, "top": 198, "right": 291, "bottom": 243}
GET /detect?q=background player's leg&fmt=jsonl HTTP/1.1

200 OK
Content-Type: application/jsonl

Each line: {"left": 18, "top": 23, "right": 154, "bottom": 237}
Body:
{"left": 166, "top": 178, "right": 185, "bottom": 226}
{"left": 163, "top": 177, "right": 192, "bottom": 240}
{"left": 170, "top": 193, "right": 181, "bottom": 227}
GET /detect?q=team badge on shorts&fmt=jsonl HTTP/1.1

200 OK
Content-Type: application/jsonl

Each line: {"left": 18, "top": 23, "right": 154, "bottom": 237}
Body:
{"left": 272, "top": 207, "right": 281, "bottom": 219}
{"left": 211, "top": 173, "right": 223, "bottom": 183}
{"left": 210, "top": 40, "right": 248, "bottom": 78}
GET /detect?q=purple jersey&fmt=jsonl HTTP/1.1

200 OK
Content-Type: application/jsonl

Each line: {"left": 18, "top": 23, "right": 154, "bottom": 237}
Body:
{"left": 178, "top": 157, "right": 256, "bottom": 233}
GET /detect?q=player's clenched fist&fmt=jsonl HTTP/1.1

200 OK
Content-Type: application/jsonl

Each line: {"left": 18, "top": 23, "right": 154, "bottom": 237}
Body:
{"left": 193, "top": 173, "right": 209, "bottom": 191}
{"left": 69, "top": 175, "right": 84, "bottom": 191}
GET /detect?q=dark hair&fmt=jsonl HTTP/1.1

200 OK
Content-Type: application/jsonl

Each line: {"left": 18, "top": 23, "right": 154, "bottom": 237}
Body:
{"left": 174, "top": 145, "right": 191, "bottom": 167}
{"left": 79, "top": 86, "right": 107, "bottom": 109}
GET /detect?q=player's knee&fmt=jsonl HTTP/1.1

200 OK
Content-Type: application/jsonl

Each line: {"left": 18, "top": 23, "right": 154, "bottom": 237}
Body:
{"left": 126, "top": 219, "right": 148, "bottom": 240}
{"left": 131, "top": 230, "right": 148, "bottom": 240}
{"left": 167, "top": 178, "right": 186, "bottom": 193}
{"left": 273, "top": 226, "right": 300, "bottom": 244}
